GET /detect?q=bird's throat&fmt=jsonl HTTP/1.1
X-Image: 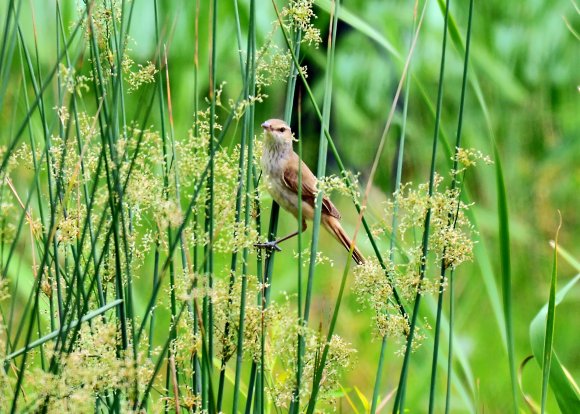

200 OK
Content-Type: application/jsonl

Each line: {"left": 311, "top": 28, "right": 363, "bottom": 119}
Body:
{"left": 261, "top": 138, "right": 292, "bottom": 177}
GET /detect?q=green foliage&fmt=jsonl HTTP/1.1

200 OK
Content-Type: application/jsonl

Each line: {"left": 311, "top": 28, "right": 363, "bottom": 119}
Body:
{"left": 0, "top": 0, "right": 577, "bottom": 413}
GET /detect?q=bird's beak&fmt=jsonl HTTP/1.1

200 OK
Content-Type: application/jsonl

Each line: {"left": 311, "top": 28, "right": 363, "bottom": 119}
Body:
{"left": 261, "top": 122, "right": 270, "bottom": 131}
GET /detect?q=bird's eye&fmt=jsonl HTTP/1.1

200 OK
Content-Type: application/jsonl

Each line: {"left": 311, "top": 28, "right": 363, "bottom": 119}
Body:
{"left": 278, "top": 127, "right": 286, "bottom": 132}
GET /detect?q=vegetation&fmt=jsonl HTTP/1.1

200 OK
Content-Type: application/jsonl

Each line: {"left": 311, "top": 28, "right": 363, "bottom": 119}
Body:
{"left": 0, "top": 0, "right": 578, "bottom": 412}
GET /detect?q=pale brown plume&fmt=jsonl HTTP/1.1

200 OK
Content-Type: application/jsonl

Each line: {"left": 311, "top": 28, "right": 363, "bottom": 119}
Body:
{"left": 322, "top": 215, "right": 365, "bottom": 265}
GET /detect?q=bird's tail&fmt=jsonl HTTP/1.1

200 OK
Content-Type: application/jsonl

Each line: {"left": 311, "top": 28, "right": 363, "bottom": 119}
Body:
{"left": 322, "top": 215, "right": 365, "bottom": 265}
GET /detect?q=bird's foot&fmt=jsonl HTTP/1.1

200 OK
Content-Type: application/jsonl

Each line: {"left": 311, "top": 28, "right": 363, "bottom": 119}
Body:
{"left": 254, "top": 240, "right": 282, "bottom": 252}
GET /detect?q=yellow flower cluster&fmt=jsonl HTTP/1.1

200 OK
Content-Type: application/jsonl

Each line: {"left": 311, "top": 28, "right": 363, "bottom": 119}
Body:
{"left": 354, "top": 151, "right": 488, "bottom": 351}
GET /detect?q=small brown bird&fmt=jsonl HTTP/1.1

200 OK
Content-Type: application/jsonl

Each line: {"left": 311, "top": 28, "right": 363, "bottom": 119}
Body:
{"left": 255, "top": 118, "right": 365, "bottom": 265}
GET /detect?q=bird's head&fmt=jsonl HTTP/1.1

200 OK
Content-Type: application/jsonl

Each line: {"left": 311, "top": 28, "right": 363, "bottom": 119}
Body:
{"left": 261, "top": 119, "right": 294, "bottom": 146}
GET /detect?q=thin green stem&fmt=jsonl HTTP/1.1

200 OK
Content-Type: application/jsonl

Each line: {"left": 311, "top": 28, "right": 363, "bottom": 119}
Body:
{"left": 444, "top": 269, "right": 455, "bottom": 414}
{"left": 233, "top": 12, "right": 257, "bottom": 411}
{"left": 370, "top": 4, "right": 416, "bottom": 410}
{"left": 217, "top": 0, "right": 255, "bottom": 407}
{"left": 429, "top": 0, "right": 474, "bottom": 411}
{"left": 297, "top": 1, "right": 339, "bottom": 411}
{"left": 393, "top": 0, "right": 451, "bottom": 411}
{"left": 203, "top": 1, "right": 218, "bottom": 408}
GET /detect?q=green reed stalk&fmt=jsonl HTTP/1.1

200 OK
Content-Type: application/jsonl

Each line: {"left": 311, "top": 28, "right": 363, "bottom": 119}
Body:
{"left": 108, "top": 0, "right": 137, "bottom": 367}
{"left": 10, "top": 245, "right": 60, "bottom": 413}
{"left": 135, "top": 98, "right": 242, "bottom": 344}
{"left": 16, "top": 9, "right": 64, "bottom": 328}
{"left": 152, "top": 0, "right": 181, "bottom": 405}
{"left": 233, "top": 91, "right": 256, "bottom": 414}
{"left": 306, "top": 260, "right": 349, "bottom": 414}
{"left": 444, "top": 267, "right": 455, "bottom": 413}
{"left": 52, "top": 25, "right": 91, "bottom": 354}
{"left": 203, "top": 0, "right": 218, "bottom": 408}
{"left": 85, "top": 3, "right": 130, "bottom": 360}
{"left": 216, "top": 0, "right": 255, "bottom": 407}
{"left": 246, "top": 74, "right": 260, "bottom": 414}
{"left": 293, "top": 2, "right": 339, "bottom": 412}
{"left": 92, "top": 54, "right": 130, "bottom": 414}
{"left": 138, "top": 275, "right": 219, "bottom": 411}
{"left": 429, "top": 1, "right": 474, "bottom": 412}
{"left": 232, "top": 6, "right": 257, "bottom": 411}
{"left": 243, "top": 20, "right": 302, "bottom": 414}
{"left": 149, "top": 241, "right": 160, "bottom": 359}
{"left": 370, "top": 8, "right": 416, "bottom": 409}
{"left": 2, "top": 178, "right": 40, "bottom": 353}
{"left": 55, "top": 1, "right": 105, "bottom": 308}
{"left": 232, "top": 0, "right": 245, "bottom": 78}
{"left": 243, "top": 172, "right": 264, "bottom": 414}
{"left": 393, "top": 0, "right": 451, "bottom": 411}
{"left": 165, "top": 50, "right": 192, "bottom": 345}
{"left": 192, "top": 0, "right": 202, "bottom": 402}
{"left": 8, "top": 58, "right": 75, "bottom": 407}
{"left": 432, "top": 2, "right": 517, "bottom": 395}
{"left": 45, "top": 2, "right": 142, "bottom": 404}
{"left": 17, "top": 11, "right": 90, "bottom": 391}
{"left": 5, "top": 3, "right": 158, "bottom": 411}
{"left": 306, "top": 0, "right": 428, "bottom": 409}
{"left": 0, "top": 0, "right": 22, "bottom": 113}
{"left": 295, "top": 86, "right": 304, "bottom": 414}
{"left": 231, "top": 119, "right": 249, "bottom": 411}
{"left": 2, "top": 39, "right": 49, "bottom": 311}
{"left": 1, "top": 154, "right": 51, "bottom": 365}
{"left": 132, "top": 95, "right": 250, "bottom": 411}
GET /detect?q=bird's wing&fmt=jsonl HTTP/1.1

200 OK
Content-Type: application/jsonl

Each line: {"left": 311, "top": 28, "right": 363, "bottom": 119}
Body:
{"left": 282, "top": 155, "right": 341, "bottom": 219}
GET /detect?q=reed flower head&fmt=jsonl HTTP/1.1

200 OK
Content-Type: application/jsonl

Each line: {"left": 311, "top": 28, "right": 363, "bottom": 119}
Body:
{"left": 355, "top": 150, "right": 489, "bottom": 348}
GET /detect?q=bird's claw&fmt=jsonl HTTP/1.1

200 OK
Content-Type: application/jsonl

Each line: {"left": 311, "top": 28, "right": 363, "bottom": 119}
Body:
{"left": 254, "top": 241, "right": 282, "bottom": 252}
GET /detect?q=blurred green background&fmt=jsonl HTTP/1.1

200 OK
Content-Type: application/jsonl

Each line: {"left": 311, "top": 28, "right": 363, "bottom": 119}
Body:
{"left": 4, "top": 0, "right": 579, "bottom": 412}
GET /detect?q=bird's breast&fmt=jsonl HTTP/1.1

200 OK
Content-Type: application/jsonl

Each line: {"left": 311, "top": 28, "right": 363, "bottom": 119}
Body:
{"left": 261, "top": 149, "right": 290, "bottom": 201}
{"left": 260, "top": 149, "right": 314, "bottom": 221}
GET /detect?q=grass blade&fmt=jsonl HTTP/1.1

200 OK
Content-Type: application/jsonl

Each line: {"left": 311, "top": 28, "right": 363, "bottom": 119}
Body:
{"left": 540, "top": 215, "right": 561, "bottom": 412}
{"left": 493, "top": 142, "right": 518, "bottom": 413}
{"left": 529, "top": 273, "right": 580, "bottom": 412}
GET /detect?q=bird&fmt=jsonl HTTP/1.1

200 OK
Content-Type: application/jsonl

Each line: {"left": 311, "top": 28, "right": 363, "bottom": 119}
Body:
{"left": 255, "top": 118, "right": 365, "bottom": 265}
